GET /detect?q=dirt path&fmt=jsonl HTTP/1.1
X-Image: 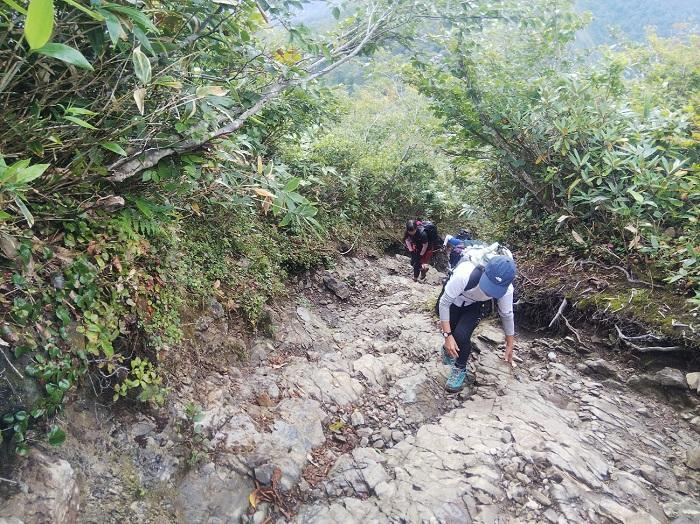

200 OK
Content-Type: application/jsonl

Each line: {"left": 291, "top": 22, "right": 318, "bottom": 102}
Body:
{"left": 1, "top": 255, "right": 699, "bottom": 523}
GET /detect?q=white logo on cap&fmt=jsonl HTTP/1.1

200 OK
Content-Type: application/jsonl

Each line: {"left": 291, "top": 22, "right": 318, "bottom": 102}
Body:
{"left": 495, "top": 276, "right": 503, "bottom": 283}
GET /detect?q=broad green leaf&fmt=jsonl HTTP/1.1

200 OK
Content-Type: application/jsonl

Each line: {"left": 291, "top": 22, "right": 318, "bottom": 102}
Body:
{"left": 132, "top": 47, "right": 151, "bottom": 84}
{"left": 105, "top": 4, "right": 158, "bottom": 33}
{"left": 627, "top": 189, "right": 644, "bottom": 203}
{"left": 34, "top": 43, "right": 93, "bottom": 70}
{"left": 97, "top": 8, "right": 126, "bottom": 45}
{"left": 332, "top": 6, "right": 340, "bottom": 19}
{"left": 133, "top": 26, "right": 154, "bottom": 55}
{"left": 283, "top": 177, "right": 301, "bottom": 192}
{"left": 64, "top": 115, "right": 98, "bottom": 130}
{"left": 60, "top": 0, "right": 104, "bottom": 21}
{"left": 55, "top": 305, "right": 71, "bottom": 324}
{"left": 15, "top": 163, "right": 49, "bottom": 184}
{"left": 133, "top": 87, "right": 146, "bottom": 115}
{"left": 47, "top": 425, "right": 66, "bottom": 446}
{"left": 100, "top": 142, "right": 127, "bottom": 156}
{"left": 0, "top": 211, "right": 12, "bottom": 221}
{"left": 196, "top": 85, "right": 228, "bottom": 97}
{"left": 25, "top": 0, "right": 54, "bottom": 50}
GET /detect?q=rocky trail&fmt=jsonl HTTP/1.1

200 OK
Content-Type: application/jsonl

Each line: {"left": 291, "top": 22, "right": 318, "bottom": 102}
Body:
{"left": 1, "top": 255, "right": 699, "bottom": 524}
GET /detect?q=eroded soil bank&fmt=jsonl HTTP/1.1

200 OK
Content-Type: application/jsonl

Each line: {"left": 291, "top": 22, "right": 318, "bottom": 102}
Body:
{"left": 1, "top": 255, "right": 699, "bottom": 523}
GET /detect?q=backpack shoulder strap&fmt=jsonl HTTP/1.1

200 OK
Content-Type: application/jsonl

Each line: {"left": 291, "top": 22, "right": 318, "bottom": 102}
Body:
{"left": 464, "top": 266, "right": 483, "bottom": 292}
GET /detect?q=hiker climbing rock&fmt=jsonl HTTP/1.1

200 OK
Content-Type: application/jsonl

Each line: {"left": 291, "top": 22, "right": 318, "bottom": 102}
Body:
{"left": 403, "top": 219, "right": 441, "bottom": 282}
{"left": 438, "top": 246, "right": 516, "bottom": 392}
{"left": 443, "top": 229, "right": 473, "bottom": 274}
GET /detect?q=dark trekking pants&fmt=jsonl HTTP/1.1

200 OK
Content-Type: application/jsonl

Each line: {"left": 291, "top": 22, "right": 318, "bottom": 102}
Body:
{"left": 410, "top": 251, "right": 421, "bottom": 279}
{"left": 449, "top": 302, "right": 485, "bottom": 369}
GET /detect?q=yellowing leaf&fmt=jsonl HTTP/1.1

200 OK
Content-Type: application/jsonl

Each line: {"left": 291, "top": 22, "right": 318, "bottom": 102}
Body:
{"left": 328, "top": 420, "right": 345, "bottom": 432}
{"left": 535, "top": 154, "right": 546, "bottom": 165}
{"left": 253, "top": 187, "right": 275, "bottom": 198}
{"left": 571, "top": 230, "right": 585, "bottom": 245}
{"left": 25, "top": 0, "right": 54, "bottom": 50}
{"left": 248, "top": 490, "right": 259, "bottom": 509}
{"left": 624, "top": 224, "right": 638, "bottom": 234}
{"left": 274, "top": 47, "right": 302, "bottom": 65}
{"left": 191, "top": 202, "right": 201, "bottom": 215}
{"left": 133, "top": 87, "right": 146, "bottom": 115}
{"left": 257, "top": 156, "right": 263, "bottom": 175}
{"left": 196, "top": 85, "right": 228, "bottom": 97}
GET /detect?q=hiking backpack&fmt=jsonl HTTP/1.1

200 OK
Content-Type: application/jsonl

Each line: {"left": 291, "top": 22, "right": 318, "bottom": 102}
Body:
{"left": 419, "top": 220, "right": 441, "bottom": 247}
{"left": 435, "top": 241, "right": 516, "bottom": 316}
{"left": 450, "top": 241, "right": 514, "bottom": 292}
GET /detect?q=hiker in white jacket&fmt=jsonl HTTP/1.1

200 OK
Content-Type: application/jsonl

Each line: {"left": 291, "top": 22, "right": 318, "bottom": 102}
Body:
{"left": 437, "top": 255, "right": 516, "bottom": 392}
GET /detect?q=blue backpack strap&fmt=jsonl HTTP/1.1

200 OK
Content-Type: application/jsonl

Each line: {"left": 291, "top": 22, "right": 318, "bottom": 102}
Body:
{"left": 465, "top": 266, "right": 483, "bottom": 292}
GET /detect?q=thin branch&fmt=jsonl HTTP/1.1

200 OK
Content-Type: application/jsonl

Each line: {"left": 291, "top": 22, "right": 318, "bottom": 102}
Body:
{"left": 578, "top": 260, "right": 654, "bottom": 288}
{"left": 561, "top": 315, "right": 582, "bottom": 344}
{"left": 0, "top": 476, "right": 21, "bottom": 486}
{"left": 549, "top": 298, "right": 568, "bottom": 328}
{"left": 0, "top": 343, "right": 24, "bottom": 380}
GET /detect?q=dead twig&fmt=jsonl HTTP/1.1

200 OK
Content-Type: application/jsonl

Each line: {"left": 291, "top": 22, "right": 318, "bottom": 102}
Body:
{"left": 614, "top": 325, "right": 664, "bottom": 342}
{"left": 577, "top": 260, "right": 653, "bottom": 288}
{"left": 548, "top": 298, "right": 568, "bottom": 328}
{"left": 561, "top": 315, "right": 582, "bottom": 344}
{"left": 0, "top": 476, "right": 22, "bottom": 486}
{"left": 0, "top": 341, "right": 24, "bottom": 380}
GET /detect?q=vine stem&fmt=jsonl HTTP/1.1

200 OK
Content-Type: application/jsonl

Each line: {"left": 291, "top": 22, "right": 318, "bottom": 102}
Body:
{"left": 0, "top": 340, "right": 24, "bottom": 379}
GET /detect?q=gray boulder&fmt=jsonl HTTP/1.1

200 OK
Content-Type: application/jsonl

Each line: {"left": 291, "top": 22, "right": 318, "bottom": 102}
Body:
{"left": 323, "top": 275, "right": 351, "bottom": 300}
{"left": 0, "top": 450, "right": 80, "bottom": 524}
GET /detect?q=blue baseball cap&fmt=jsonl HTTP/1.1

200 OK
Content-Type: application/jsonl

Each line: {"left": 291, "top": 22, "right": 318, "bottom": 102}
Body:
{"left": 447, "top": 237, "right": 462, "bottom": 248}
{"left": 480, "top": 256, "right": 516, "bottom": 299}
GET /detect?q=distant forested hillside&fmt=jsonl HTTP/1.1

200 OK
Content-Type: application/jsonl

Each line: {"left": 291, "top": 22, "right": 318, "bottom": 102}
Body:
{"left": 300, "top": 1, "right": 698, "bottom": 44}
{"left": 576, "top": 0, "right": 698, "bottom": 44}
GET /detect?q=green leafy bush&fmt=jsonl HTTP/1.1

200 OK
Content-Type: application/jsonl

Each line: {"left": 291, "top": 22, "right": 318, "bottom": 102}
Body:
{"left": 408, "top": 2, "right": 699, "bottom": 302}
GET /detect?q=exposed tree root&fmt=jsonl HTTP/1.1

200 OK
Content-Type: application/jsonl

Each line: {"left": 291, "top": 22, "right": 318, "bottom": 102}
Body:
{"left": 615, "top": 325, "right": 685, "bottom": 354}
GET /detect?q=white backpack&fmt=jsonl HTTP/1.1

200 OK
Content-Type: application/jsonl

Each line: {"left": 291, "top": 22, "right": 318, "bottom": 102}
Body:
{"left": 451, "top": 242, "right": 514, "bottom": 292}
{"left": 457, "top": 242, "right": 513, "bottom": 269}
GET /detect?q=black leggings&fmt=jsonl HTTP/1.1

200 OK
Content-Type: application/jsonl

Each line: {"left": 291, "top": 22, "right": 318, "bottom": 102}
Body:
{"left": 410, "top": 251, "right": 421, "bottom": 279}
{"left": 450, "top": 302, "right": 484, "bottom": 369}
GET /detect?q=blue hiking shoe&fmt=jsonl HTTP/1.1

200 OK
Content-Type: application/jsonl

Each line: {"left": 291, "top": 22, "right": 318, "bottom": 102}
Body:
{"left": 441, "top": 346, "right": 455, "bottom": 367}
{"left": 445, "top": 365, "right": 475, "bottom": 393}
